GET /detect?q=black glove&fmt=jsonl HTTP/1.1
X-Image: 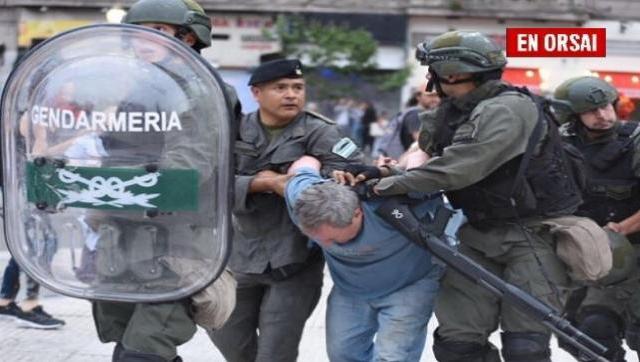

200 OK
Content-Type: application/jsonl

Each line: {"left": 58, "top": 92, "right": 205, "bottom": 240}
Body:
{"left": 351, "top": 181, "right": 379, "bottom": 201}
{"left": 344, "top": 164, "right": 381, "bottom": 180}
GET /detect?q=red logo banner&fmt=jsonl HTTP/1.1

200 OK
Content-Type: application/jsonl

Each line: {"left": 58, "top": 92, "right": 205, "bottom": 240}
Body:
{"left": 506, "top": 28, "right": 606, "bottom": 57}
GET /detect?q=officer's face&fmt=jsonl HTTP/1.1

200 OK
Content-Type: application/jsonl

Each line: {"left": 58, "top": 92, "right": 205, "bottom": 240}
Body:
{"left": 579, "top": 103, "right": 617, "bottom": 131}
{"left": 303, "top": 207, "right": 363, "bottom": 247}
{"left": 252, "top": 78, "right": 306, "bottom": 125}
{"left": 131, "top": 23, "right": 181, "bottom": 63}
{"left": 437, "top": 73, "right": 476, "bottom": 98}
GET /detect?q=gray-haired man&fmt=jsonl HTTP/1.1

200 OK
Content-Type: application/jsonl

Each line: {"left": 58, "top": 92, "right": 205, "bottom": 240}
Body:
{"left": 273, "top": 155, "right": 459, "bottom": 362}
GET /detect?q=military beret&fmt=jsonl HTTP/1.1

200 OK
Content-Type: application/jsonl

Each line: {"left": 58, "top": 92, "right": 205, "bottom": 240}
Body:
{"left": 248, "top": 59, "right": 303, "bottom": 86}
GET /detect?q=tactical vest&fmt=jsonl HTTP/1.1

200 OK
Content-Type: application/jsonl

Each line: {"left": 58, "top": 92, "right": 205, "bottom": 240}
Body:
{"left": 565, "top": 122, "right": 640, "bottom": 240}
{"left": 432, "top": 86, "right": 582, "bottom": 227}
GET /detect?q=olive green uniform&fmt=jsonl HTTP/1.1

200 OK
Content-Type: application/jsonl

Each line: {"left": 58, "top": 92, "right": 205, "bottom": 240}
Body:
{"left": 376, "top": 80, "right": 571, "bottom": 350}
{"left": 92, "top": 64, "right": 242, "bottom": 362}
{"left": 560, "top": 121, "right": 640, "bottom": 360}
{"left": 209, "top": 110, "right": 361, "bottom": 362}
{"left": 87, "top": 0, "right": 238, "bottom": 361}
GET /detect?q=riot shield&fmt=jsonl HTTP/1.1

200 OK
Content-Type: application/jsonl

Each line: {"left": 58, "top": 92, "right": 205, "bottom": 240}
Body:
{"left": 0, "top": 24, "right": 233, "bottom": 302}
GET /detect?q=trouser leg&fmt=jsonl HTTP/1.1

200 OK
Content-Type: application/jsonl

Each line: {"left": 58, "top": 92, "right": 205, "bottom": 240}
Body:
{"left": 0, "top": 258, "right": 20, "bottom": 299}
{"left": 433, "top": 244, "right": 501, "bottom": 362}
{"left": 325, "top": 286, "right": 377, "bottom": 362}
{"left": 121, "top": 300, "right": 195, "bottom": 361}
{"left": 94, "top": 300, "right": 195, "bottom": 362}
{"left": 254, "top": 258, "right": 323, "bottom": 362}
{"left": 373, "top": 268, "right": 441, "bottom": 362}
{"left": 93, "top": 301, "right": 136, "bottom": 344}
{"left": 208, "top": 279, "right": 263, "bottom": 362}
{"left": 434, "top": 243, "right": 501, "bottom": 344}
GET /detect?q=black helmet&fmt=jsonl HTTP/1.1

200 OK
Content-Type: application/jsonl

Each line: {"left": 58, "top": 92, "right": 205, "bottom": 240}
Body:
{"left": 123, "top": 0, "right": 211, "bottom": 50}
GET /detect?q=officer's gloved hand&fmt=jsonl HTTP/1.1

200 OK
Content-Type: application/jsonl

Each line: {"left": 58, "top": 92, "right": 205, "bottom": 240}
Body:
{"left": 351, "top": 181, "right": 379, "bottom": 201}
{"left": 333, "top": 164, "right": 381, "bottom": 186}
{"left": 345, "top": 164, "right": 382, "bottom": 180}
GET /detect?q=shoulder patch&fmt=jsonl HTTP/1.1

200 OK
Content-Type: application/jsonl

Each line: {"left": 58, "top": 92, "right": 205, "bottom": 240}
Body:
{"left": 451, "top": 123, "right": 477, "bottom": 144}
{"left": 305, "top": 110, "right": 336, "bottom": 124}
{"left": 332, "top": 137, "right": 358, "bottom": 159}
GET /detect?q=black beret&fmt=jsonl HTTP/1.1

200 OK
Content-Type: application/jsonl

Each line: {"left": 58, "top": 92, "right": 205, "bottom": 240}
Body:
{"left": 248, "top": 59, "right": 303, "bottom": 86}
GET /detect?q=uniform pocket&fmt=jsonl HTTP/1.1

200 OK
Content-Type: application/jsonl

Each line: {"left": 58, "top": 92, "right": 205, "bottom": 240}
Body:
{"left": 270, "top": 142, "right": 305, "bottom": 164}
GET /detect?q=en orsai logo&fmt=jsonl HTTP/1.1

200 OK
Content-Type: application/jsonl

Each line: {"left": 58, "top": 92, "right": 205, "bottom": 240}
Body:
{"left": 506, "top": 28, "right": 606, "bottom": 57}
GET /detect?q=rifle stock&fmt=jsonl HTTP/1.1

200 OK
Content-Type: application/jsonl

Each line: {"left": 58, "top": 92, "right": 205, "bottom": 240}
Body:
{"left": 375, "top": 197, "right": 610, "bottom": 362}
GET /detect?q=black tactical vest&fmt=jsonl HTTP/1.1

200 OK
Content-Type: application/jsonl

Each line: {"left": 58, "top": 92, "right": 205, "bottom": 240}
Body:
{"left": 565, "top": 122, "right": 640, "bottom": 237}
{"left": 432, "top": 86, "right": 583, "bottom": 227}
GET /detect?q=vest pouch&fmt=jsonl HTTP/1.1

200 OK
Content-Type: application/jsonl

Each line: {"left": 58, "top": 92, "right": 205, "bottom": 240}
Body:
{"left": 541, "top": 216, "right": 612, "bottom": 282}
{"left": 561, "top": 142, "right": 587, "bottom": 192}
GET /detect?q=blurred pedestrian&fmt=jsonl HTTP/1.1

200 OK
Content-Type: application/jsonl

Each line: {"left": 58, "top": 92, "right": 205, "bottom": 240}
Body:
{"left": 360, "top": 100, "right": 378, "bottom": 153}
{"left": 0, "top": 256, "right": 65, "bottom": 329}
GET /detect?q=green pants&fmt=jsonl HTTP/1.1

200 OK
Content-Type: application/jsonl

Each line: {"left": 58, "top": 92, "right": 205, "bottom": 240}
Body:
{"left": 435, "top": 222, "right": 571, "bottom": 344}
{"left": 578, "top": 267, "right": 640, "bottom": 326}
{"left": 92, "top": 299, "right": 196, "bottom": 360}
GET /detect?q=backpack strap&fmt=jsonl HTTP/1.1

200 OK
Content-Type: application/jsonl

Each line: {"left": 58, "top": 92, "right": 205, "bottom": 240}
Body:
{"left": 617, "top": 121, "right": 639, "bottom": 138}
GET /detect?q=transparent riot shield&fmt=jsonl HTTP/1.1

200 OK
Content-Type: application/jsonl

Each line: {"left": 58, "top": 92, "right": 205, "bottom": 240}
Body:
{"left": 0, "top": 24, "right": 233, "bottom": 302}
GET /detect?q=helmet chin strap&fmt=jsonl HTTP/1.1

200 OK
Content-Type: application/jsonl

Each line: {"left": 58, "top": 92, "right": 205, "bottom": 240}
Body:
{"left": 427, "top": 69, "right": 475, "bottom": 98}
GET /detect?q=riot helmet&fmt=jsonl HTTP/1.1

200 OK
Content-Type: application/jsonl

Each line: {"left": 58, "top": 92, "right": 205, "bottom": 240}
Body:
{"left": 551, "top": 76, "right": 618, "bottom": 124}
{"left": 415, "top": 31, "right": 506, "bottom": 95}
{"left": 123, "top": 0, "right": 212, "bottom": 50}
{"left": 597, "top": 229, "right": 637, "bottom": 285}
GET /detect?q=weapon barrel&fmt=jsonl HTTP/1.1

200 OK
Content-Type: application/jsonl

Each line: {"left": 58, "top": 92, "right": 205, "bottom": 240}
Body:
{"left": 375, "top": 198, "right": 610, "bottom": 362}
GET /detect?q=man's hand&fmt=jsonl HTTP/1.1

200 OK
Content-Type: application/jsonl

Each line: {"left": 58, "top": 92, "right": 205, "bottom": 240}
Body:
{"left": 249, "top": 170, "right": 292, "bottom": 196}
{"left": 605, "top": 209, "right": 640, "bottom": 236}
{"left": 606, "top": 221, "right": 623, "bottom": 234}
{"left": 375, "top": 155, "right": 398, "bottom": 168}
{"left": 332, "top": 169, "right": 363, "bottom": 186}
{"left": 332, "top": 163, "right": 393, "bottom": 186}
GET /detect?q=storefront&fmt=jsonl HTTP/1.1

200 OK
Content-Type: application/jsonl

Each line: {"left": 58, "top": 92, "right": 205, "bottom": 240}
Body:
{"left": 502, "top": 67, "right": 542, "bottom": 93}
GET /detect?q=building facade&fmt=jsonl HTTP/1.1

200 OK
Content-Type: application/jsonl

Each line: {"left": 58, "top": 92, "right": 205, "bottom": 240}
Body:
{"left": 1, "top": 0, "right": 639, "bottom": 112}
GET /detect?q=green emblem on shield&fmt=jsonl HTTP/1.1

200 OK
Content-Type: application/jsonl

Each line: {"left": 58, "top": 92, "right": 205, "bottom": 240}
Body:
{"left": 26, "top": 161, "right": 199, "bottom": 211}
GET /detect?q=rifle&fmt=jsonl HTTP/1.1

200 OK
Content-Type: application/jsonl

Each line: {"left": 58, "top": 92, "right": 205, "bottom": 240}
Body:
{"left": 375, "top": 197, "right": 610, "bottom": 362}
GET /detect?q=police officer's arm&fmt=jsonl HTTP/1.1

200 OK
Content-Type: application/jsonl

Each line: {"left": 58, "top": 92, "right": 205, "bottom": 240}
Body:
{"left": 306, "top": 122, "right": 364, "bottom": 177}
{"left": 248, "top": 170, "right": 292, "bottom": 195}
{"left": 264, "top": 155, "right": 322, "bottom": 197}
{"left": 375, "top": 99, "right": 536, "bottom": 195}
{"left": 607, "top": 128, "right": 640, "bottom": 235}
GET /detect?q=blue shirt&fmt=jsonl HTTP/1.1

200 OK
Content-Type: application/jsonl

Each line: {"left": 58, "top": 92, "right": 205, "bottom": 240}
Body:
{"left": 285, "top": 168, "right": 454, "bottom": 300}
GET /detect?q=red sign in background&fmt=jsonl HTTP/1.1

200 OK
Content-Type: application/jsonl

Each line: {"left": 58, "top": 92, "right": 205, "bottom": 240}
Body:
{"left": 506, "top": 28, "right": 606, "bottom": 57}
